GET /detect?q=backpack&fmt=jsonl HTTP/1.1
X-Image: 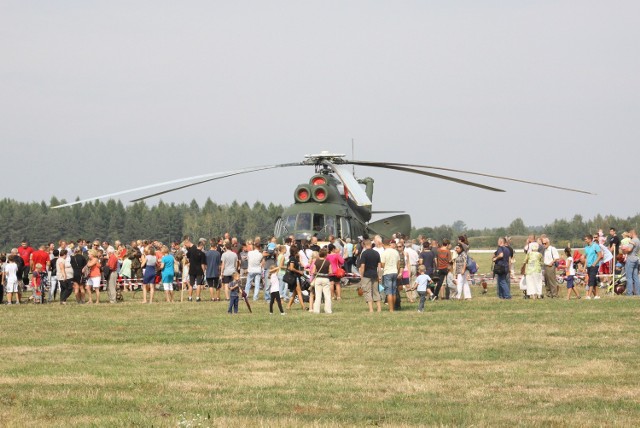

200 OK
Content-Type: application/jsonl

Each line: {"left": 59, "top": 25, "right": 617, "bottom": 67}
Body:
{"left": 467, "top": 256, "right": 478, "bottom": 274}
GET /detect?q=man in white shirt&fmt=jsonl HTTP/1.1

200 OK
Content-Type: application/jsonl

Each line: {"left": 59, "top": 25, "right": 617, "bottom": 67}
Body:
{"left": 246, "top": 243, "right": 265, "bottom": 301}
{"left": 380, "top": 240, "right": 401, "bottom": 312}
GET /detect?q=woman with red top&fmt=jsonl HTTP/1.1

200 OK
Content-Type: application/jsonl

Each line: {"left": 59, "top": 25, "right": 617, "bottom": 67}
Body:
{"left": 85, "top": 249, "right": 102, "bottom": 304}
{"left": 326, "top": 244, "right": 345, "bottom": 300}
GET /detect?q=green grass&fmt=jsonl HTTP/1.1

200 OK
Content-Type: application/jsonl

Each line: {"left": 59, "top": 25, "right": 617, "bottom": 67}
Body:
{"left": 1, "top": 281, "right": 639, "bottom": 427}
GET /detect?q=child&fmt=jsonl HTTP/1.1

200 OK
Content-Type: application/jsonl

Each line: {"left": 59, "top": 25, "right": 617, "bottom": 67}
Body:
{"left": 269, "top": 265, "right": 285, "bottom": 315}
{"left": 228, "top": 272, "right": 241, "bottom": 314}
{"left": 414, "top": 265, "right": 433, "bottom": 312}
{"left": 31, "top": 263, "right": 46, "bottom": 303}
{"left": 182, "top": 257, "right": 191, "bottom": 301}
{"left": 565, "top": 248, "right": 580, "bottom": 299}
{"left": 4, "top": 255, "right": 19, "bottom": 305}
{"left": 120, "top": 253, "right": 132, "bottom": 292}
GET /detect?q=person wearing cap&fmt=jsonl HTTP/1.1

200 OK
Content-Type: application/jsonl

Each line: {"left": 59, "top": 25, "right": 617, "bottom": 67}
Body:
{"left": 380, "top": 239, "right": 401, "bottom": 311}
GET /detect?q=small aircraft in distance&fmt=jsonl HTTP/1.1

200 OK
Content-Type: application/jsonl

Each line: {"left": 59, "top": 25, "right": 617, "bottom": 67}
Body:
{"left": 54, "top": 151, "right": 594, "bottom": 242}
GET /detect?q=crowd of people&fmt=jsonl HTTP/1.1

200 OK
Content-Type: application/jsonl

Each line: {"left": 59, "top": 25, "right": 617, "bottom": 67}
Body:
{"left": 1, "top": 227, "right": 638, "bottom": 313}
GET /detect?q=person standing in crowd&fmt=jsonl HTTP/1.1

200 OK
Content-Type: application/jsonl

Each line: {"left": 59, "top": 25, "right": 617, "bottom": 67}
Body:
{"left": 204, "top": 240, "right": 222, "bottom": 301}
{"left": 493, "top": 237, "right": 512, "bottom": 299}
{"left": 276, "top": 245, "right": 289, "bottom": 301}
{"left": 70, "top": 247, "right": 87, "bottom": 303}
{"left": 524, "top": 242, "right": 543, "bottom": 299}
{"left": 160, "top": 245, "right": 175, "bottom": 302}
{"left": 120, "top": 251, "right": 133, "bottom": 292}
{"left": 85, "top": 249, "right": 102, "bottom": 304}
{"left": 624, "top": 229, "right": 640, "bottom": 295}
{"left": 432, "top": 239, "right": 451, "bottom": 300}
{"left": 454, "top": 244, "right": 471, "bottom": 300}
{"left": 246, "top": 242, "right": 265, "bottom": 301}
{"left": 4, "top": 255, "right": 19, "bottom": 304}
{"left": 286, "top": 244, "right": 307, "bottom": 312}
{"left": 221, "top": 244, "right": 239, "bottom": 301}
{"left": 358, "top": 239, "right": 382, "bottom": 312}
{"left": 56, "top": 249, "right": 74, "bottom": 304}
{"left": 105, "top": 247, "right": 118, "bottom": 303}
{"left": 380, "top": 240, "right": 401, "bottom": 311}
{"left": 583, "top": 234, "right": 603, "bottom": 299}
{"left": 609, "top": 228, "right": 620, "bottom": 256}
{"left": 17, "top": 240, "right": 34, "bottom": 286}
{"left": 184, "top": 237, "right": 206, "bottom": 302}
{"left": 311, "top": 248, "right": 332, "bottom": 314}
{"left": 48, "top": 249, "right": 60, "bottom": 302}
{"left": 326, "top": 244, "right": 344, "bottom": 301}
{"left": 542, "top": 237, "right": 560, "bottom": 298}
{"left": 343, "top": 238, "right": 355, "bottom": 274}
{"left": 141, "top": 245, "right": 157, "bottom": 304}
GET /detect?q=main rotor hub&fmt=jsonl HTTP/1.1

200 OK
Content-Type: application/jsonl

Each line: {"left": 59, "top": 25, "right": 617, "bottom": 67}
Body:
{"left": 303, "top": 151, "right": 347, "bottom": 166}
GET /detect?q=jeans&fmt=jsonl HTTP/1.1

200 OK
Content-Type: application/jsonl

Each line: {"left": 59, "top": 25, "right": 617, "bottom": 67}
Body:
{"left": 246, "top": 272, "right": 262, "bottom": 301}
{"left": 48, "top": 275, "right": 59, "bottom": 301}
{"left": 433, "top": 268, "right": 448, "bottom": 299}
{"left": 417, "top": 290, "right": 427, "bottom": 311}
{"left": 625, "top": 258, "right": 640, "bottom": 295}
{"left": 496, "top": 272, "right": 511, "bottom": 298}
{"left": 382, "top": 273, "right": 397, "bottom": 297}
{"left": 228, "top": 295, "right": 239, "bottom": 313}
{"left": 59, "top": 279, "right": 74, "bottom": 302}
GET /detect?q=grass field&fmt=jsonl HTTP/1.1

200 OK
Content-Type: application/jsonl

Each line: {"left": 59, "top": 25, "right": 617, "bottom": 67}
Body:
{"left": 1, "top": 251, "right": 639, "bottom": 427}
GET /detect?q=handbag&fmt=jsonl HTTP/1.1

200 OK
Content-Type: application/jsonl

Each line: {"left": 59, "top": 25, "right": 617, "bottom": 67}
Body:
{"left": 334, "top": 267, "right": 346, "bottom": 279}
{"left": 282, "top": 270, "right": 297, "bottom": 286}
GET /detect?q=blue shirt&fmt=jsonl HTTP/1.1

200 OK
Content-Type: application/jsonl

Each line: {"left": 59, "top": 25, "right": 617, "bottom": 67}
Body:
{"left": 205, "top": 249, "right": 221, "bottom": 278}
{"left": 161, "top": 255, "right": 175, "bottom": 277}
{"left": 584, "top": 242, "right": 601, "bottom": 267}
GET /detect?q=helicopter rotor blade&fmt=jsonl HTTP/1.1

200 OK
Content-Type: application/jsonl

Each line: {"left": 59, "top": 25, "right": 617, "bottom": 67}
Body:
{"left": 53, "top": 163, "right": 303, "bottom": 208}
{"left": 129, "top": 163, "right": 303, "bottom": 202}
{"left": 348, "top": 161, "right": 595, "bottom": 195}
{"left": 346, "top": 161, "right": 505, "bottom": 192}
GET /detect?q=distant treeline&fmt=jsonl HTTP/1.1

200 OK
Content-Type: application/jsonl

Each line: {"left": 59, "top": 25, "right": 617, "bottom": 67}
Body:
{"left": 0, "top": 197, "right": 637, "bottom": 251}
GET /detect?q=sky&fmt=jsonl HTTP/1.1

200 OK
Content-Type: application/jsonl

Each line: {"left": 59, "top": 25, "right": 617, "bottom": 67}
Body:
{"left": 1, "top": 1, "right": 639, "bottom": 230}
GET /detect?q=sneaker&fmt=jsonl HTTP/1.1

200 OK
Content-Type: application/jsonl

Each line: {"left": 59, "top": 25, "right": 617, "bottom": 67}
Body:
{"left": 188, "top": 297, "right": 193, "bottom": 302}
{"left": 585, "top": 296, "right": 591, "bottom": 300}
{"left": 281, "top": 312, "right": 286, "bottom": 316}
{"left": 196, "top": 297, "right": 201, "bottom": 302}
{"left": 594, "top": 296, "right": 601, "bottom": 300}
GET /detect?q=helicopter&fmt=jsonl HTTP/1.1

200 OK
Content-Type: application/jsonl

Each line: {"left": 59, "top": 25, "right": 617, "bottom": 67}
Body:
{"left": 53, "top": 150, "right": 594, "bottom": 242}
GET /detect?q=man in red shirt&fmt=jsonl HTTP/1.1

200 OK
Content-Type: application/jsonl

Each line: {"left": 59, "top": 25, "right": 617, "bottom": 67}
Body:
{"left": 17, "top": 240, "right": 34, "bottom": 285}
{"left": 31, "top": 245, "right": 51, "bottom": 273}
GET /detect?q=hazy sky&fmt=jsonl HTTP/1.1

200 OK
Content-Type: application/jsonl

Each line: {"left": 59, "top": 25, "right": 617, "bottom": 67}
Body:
{"left": 2, "top": 1, "right": 638, "bottom": 229}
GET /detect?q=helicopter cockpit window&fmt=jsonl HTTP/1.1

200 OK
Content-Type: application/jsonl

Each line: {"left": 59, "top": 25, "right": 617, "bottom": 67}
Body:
{"left": 284, "top": 215, "right": 296, "bottom": 233}
{"left": 325, "top": 216, "right": 336, "bottom": 236}
{"left": 296, "top": 213, "right": 311, "bottom": 231}
{"left": 339, "top": 217, "right": 351, "bottom": 239}
{"left": 313, "top": 213, "right": 325, "bottom": 232}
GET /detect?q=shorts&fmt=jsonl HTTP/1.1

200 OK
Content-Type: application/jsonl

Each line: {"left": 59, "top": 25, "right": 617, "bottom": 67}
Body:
{"left": 566, "top": 275, "right": 575, "bottom": 289}
{"left": 88, "top": 276, "right": 102, "bottom": 288}
{"left": 360, "top": 277, "right": 380, "bottom": 302}
{"left": 599, "top": 260, "right": 612, "bottom": 275}
{"left": 587, "top": 266, "right": 598, "bottom": 287}
{"left": 6, "top": 279, "right": 18, "bottom": 293}
{"left": 189, "top": 274, "right": 204, "bottom": 286}
{"left": 222, "top": 275, "right": 233, "bottom": 284}
{"left": 162, "top": 283, "right": 174, "bottom": 291}
{"left": 382, "top": 273, "right": 398, "bottom": 297}
{"left": 206, "top": 277, "right": 221, "bottom": 289}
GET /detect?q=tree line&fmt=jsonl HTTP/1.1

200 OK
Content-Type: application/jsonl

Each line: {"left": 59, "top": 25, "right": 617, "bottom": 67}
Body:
{"left": 0, "top": 197, "right": 637, "bottom": 251}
